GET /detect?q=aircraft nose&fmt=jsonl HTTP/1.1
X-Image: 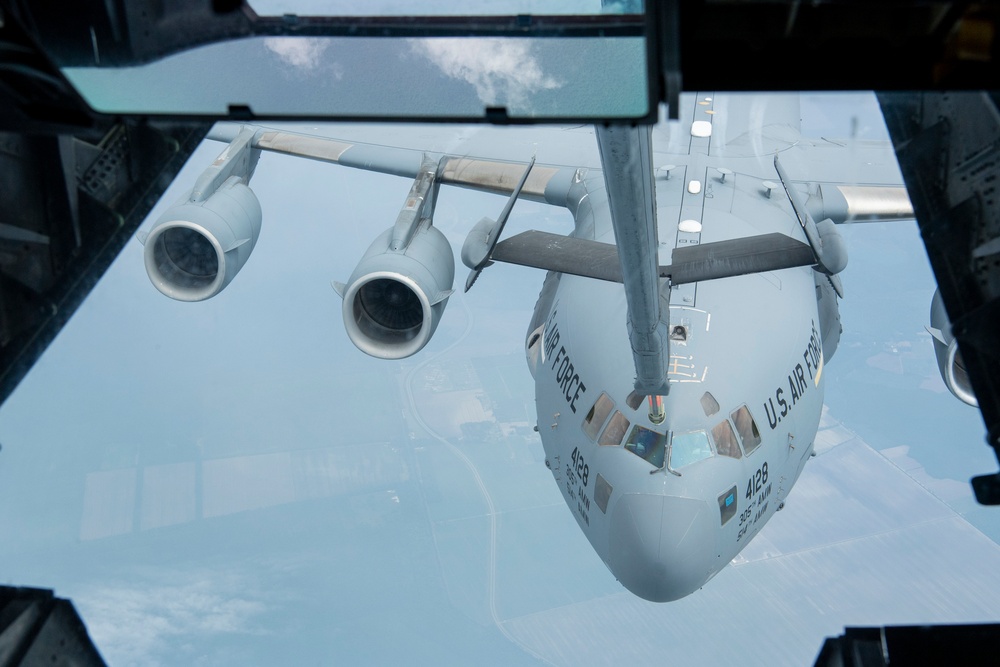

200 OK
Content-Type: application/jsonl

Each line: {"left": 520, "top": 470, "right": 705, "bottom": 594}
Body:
{"left": 608, "top": 493, "right": 716, "bottom": 602}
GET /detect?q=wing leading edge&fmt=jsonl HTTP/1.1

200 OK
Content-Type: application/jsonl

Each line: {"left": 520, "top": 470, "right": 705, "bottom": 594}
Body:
{"left": 207, "top": 123, "right": 572, "bottom": 206}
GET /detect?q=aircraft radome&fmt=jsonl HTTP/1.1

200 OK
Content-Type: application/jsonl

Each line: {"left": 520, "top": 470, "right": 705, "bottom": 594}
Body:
{"left": 137, "top": 93, "right": 964, "bottom": 603}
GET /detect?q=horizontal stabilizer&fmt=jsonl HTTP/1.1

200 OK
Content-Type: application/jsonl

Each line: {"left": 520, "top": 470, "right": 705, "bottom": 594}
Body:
{"left": 666, "top": 233, "right": 816, "bottom": 285}
{"left": 492, "top": 231, "right": 623, "bottom": 282}
{"left": 491, "top": 231, "right": 817, "bottom": 285}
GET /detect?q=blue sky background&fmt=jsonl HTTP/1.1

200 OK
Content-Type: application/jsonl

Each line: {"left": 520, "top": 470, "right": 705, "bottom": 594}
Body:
{"left": 0, "top": 92, "right": 998, "bottom": 665}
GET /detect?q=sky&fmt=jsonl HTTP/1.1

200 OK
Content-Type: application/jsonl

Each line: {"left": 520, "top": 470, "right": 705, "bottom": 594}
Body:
{"left": 63, "top": 5, "right": 648, "bottom": 121}
{"left": 2, "top": 86, "right": 1000, "bottom": 665}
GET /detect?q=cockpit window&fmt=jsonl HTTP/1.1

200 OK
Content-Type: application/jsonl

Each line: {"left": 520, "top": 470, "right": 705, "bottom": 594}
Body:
{"left": 711, "top": 420, "right": 742, "bottom": 459}
{"left": 583, "top": 392, "right": 615, "bottom": 440}
{"left": 669, "top": 430, "right": 714, "bottom": 469}
{"left": 599, "top": 411, "right": 630, "bottom": 447}
{"left": 700, "top": 391, "right": 720, "bottom": 417}
{"left": 623, "top": 425, "right": 666, "bottom": 468}
{"left": 731, "top": 405, "right": 762, "bottom": 455}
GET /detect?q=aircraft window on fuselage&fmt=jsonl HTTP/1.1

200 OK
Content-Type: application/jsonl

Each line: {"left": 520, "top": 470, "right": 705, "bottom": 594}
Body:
{"left": 599, "top": 411, "right": 630, "bottom": 447}
{"left": 583, "top": 392, "right": 615, "bottom": 440}
{"left": 624, "top": 425, "right": 666, "bottom": 468}
{"left": 711, "top": 420, "right": 742, "bottom": 459}
{"left": 594, "top": 474, "right": 613, "bottom": 514}
{"left": 732, "top": 405, "right": 763, "bottom": 455}
{"left": 669, "top": 430, "right": 714, "bottom": 470}
{"left": 700, "top": 391, "right": 720, "bottom": 417}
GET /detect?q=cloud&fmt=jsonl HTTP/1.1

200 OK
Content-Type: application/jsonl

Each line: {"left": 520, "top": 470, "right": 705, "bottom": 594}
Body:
{"left": 77, "top": 572, "right": 268, "bottom": 666}
{"left": 412, "top": 38, "right": 561, "bottom": 111}
{"left": 263, "top": 38, "right": 330, "bottom": 70}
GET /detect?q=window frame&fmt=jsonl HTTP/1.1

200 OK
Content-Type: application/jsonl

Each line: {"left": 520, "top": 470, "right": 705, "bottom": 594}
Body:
{"left": 582, "top": 392, "right": 616, "bottom": 441}
{"left": 598, "top": 410, "right": 631, "bottom": 447}
{"left": 731, "top": 404, "right": 763, "bottom": 455}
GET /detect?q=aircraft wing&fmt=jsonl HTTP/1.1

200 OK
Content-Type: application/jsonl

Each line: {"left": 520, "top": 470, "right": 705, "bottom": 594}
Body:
{"left": 669, "top": 93, "right": 913, "bottom": 223}
{"left": 784, "top": 139, "right": 915, "bottom": 224}
{"left": 209, "top": 110, "right": 913, "bottom": 223}
{"left": 207, "top": 123, "right": 583, "bottom": 205}
{"left": 147, "top": 94, "right": 916, "bottom": 373}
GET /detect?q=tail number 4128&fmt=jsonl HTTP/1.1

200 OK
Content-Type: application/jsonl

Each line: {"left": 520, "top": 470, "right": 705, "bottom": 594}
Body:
{"left": 746, "top": 462, "right": 768, "bottom": 500}
{"left": 571, "top": 447, "right": 590, "bottom": 487}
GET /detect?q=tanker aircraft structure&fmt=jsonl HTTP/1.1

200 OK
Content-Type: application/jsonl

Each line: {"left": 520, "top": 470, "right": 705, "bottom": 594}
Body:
{"left": 137, "top": 93, "right": 962, "bottom": 602}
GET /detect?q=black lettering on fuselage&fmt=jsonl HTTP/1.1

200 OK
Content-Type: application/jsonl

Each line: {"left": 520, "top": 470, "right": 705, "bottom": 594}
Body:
{"left": 794, "top": 364, "right": 807, "bottom": 394}
{"left": 544, "top": 309, "right": 561, "bottom": 358}
{"left": 764, "top": 321, "right": 822, "bottom": 430}
{"left": 544, "top": 320, "right": 588, "bottom": 413}
{"left": 764, "top": 398, "right": 777, "bottom": 429}
{"left": 788, "top": 374, "right": 800, "bottom": 404}
{"left": 551, "top": 345, "right": 565, "bottom": 371}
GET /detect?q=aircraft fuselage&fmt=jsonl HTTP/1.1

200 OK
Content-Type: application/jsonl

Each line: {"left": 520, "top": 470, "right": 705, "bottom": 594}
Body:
{"left": 527, "top": 101, "right": 829, "bottom": 601}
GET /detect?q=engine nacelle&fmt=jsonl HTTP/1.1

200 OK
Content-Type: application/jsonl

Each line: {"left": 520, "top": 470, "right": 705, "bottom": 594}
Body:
{"left": 142, "top": 176, "right": 262, "bottom": 301}
{"left": 339, "top": 225, "right": 455, "bottom": 359}
{"left": 929, "top": 289, "right": 978, "bottom": 407}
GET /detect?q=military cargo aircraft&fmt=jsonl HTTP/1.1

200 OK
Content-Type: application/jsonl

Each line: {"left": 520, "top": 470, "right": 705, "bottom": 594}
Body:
{"left": 136, "top": 93, "right": 957, "bottom": 602}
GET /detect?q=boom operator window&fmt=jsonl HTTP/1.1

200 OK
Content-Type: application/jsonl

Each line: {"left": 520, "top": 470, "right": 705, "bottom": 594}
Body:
{"left": 669, "top": 430, "right": 714, "bottom": 469}
{"left": 599, "top": 411, "right": 630, "bottom": 447}
{"left": 583, "top": 392, "right": 615, "bottom": 440}
{"left": 624, "top": 425, "right": 666, "bottom": 468}
{"left": 731, "top": 405, "right": 763, "bottom": 454}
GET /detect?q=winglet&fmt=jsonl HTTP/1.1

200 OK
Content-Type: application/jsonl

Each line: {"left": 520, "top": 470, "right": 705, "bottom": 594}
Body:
{"left": 774, "top": 155, "right": 848, "bottom": 276}
{"left": 461, "top": 157, "right": 535, "bottom": 292}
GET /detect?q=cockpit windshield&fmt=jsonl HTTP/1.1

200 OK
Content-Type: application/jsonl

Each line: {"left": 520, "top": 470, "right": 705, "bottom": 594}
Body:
{"left": 623, "top": 425, "right": 666, "bottom": 468}
{"left": 669, "top": 430, "right": 714, "bottom": 469}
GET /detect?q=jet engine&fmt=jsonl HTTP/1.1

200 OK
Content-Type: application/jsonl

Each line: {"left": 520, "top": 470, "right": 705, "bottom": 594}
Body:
{"left": 338, "top": 225, "right": 454, "bottom": 359}
{"left": 929, "top": 289, "right": 978, "bottom": 407}
{"left": 143, "top": 176, "right": 262, "bottom": 301}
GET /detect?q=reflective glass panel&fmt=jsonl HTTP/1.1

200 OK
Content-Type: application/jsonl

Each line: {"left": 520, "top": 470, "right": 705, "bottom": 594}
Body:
{"left": 594, "top": 473, "right": 613, "bottom": 514}
{"left": 731, "top": 405, "right": 762, "bottom": 455}
{"left": 700, "top": 391, "right": 720, "bottom": 417}
{"left": 712, "top": 420, "right": 742, "bottom": 459}
{"left": 669, "top": 430, "right": 713, "bottom": 469}
{"left": 250, "top": 1, "right": 644, "bottom": 15}
{"left": 63, "top": 35, "right": 648, "bottom": 120}
{"left": 599, "top": 410, "right": 629, "bottom": 446}
{"left": 623, "top": 425, "right": 666, "bottom": 468}
{"left": 582, "top": 392, "right": 614, "bottom": 440}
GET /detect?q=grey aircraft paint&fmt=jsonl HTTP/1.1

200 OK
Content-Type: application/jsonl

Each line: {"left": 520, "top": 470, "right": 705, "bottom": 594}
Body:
{"left": 142, "top": 92, "right": 912, "bottom": 603}
{"left": 526, "top": 94, "right": 834, "bottom": 600}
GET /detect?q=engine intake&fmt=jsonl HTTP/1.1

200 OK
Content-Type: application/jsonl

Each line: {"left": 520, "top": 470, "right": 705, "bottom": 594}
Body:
{"left": 339, "top": 226, "right": 454, "bottom": 359}
{"left": 143, "top": 176, "right": 261, "bottom": 301}
{"left": 929, "top": 289, "right": 978, "bottom": 407}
